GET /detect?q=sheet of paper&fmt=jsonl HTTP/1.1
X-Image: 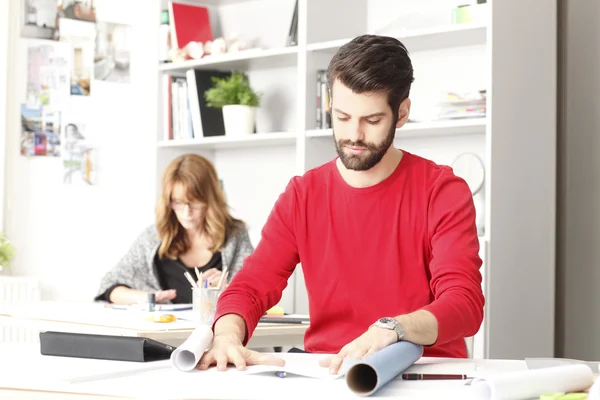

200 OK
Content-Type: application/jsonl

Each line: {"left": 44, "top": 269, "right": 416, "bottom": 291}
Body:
{"left": 240, "top": 353, "right": 342, "bottom": 380}
{"left": 108, "top": 303, "right": 193, "bottom": 312}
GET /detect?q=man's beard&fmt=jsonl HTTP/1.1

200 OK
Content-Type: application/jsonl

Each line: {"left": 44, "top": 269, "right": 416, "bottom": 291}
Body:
{"left": 334, "top": 124, "right": 396, "bottom": 171}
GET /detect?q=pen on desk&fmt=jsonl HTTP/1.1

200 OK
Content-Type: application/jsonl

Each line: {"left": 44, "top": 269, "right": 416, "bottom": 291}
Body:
{"left": 401, "top": 373, "right": 470, "bottom": 380}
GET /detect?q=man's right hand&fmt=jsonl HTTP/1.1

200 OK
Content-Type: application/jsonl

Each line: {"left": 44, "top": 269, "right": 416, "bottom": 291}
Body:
{"left": 197, "top": 314, "right": 285, "bottom": 371}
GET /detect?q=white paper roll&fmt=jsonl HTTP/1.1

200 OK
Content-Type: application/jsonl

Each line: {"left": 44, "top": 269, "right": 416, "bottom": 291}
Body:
{"left": 170, "top": 325, "right": 213, "bottom": 372}
{"left": 470, "top": 364, "right": 593, "bottom": 400}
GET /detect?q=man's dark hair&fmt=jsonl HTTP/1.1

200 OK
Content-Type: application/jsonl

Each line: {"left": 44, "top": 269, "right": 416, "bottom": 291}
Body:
{"left": 327, "top": 34, "right": 415, "bottom": 121}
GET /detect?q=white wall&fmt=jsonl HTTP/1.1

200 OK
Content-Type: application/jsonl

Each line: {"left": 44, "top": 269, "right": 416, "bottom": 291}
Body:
{"left": 0, "top": 0, "right": 10, "bottom": 232}
{"left": 4, "top": 0, "right": 158, "bottom": 301}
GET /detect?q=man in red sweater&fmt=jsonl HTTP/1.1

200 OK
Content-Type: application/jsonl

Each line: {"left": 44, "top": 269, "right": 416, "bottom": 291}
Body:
{"left": 198, "top": 34, "right": 485, "bottom": 374}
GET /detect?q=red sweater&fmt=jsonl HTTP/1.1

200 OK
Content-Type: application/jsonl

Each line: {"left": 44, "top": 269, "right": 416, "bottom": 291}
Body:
{"left": 215, "top": 151, "right": 484, "bottom": 358}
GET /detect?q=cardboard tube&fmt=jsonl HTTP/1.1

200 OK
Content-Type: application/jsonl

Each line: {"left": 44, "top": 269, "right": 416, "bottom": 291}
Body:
{"left": 345, "top": 341, "right": 424, "bottom": 396}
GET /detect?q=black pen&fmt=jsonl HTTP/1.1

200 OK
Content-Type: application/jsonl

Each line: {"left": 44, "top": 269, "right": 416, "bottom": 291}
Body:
{"left": 401, "top": 373, "right": 470, "bottom": 380}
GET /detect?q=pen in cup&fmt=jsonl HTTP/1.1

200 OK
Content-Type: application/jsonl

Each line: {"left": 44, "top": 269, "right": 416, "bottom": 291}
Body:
{"left": 184, "top": 271, "right": 199, "bottom": 288}
{"left": 401, "top": 373, "right": 470, "bottom": 380}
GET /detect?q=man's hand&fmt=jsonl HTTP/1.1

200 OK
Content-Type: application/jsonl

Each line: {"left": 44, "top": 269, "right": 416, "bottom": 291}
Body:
{"left": 197, "top": 333, "right": 285, "bottom": 371}
{"left": 319, "top": 326, "right": 397, "bottom": 375}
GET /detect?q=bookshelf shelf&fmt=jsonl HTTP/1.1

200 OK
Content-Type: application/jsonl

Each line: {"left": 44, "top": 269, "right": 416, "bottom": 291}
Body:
{"left": 157, "top": 131, "right": 297, "bottom": 150}
{"left": 306, "top": 23, "right": 486, "bottom": 54}
{"left": 159, "top": 46, "right": 299, "bottom": 74}
{"left": 305, "top": 118, "right": 487, "bottom": 139}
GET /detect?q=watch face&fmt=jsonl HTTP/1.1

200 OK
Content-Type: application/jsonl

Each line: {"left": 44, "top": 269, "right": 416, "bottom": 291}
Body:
{"left": 379, "top": 317, "right": 395, "bottom": 326}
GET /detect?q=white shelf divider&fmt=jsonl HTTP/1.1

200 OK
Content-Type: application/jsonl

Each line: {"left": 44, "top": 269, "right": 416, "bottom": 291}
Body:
{"left": 157, "top": 131, "right": 297, "bottom": 150}
{"left": 305, "top": 118, "right": 487, "bottom": 139}
{"left": 159, "top": 46, "right": 299, "bottom": 74}
{"left": 307, "top": 23, "right": 486, "bottom": 54}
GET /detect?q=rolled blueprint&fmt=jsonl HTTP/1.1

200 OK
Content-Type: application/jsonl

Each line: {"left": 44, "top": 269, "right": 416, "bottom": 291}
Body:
{"left": 344, "top": 341, "right": 424, "bottom": 396}
{"left": 170, "top": 325, "right": 213, "bottom": 372}
{"left": 469, "top": 364, "right": 594, "bottom": 400}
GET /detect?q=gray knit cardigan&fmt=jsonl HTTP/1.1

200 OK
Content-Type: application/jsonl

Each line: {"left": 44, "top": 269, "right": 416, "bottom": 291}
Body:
{"left": 95, "top": 223, "right": 254, "bottom": 301}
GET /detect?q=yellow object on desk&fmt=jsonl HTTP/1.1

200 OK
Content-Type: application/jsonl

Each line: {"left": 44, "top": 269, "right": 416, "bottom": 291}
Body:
{"left": 145, "top": 314, "right": 177, "bottom": 323}
{"left": 540, "top": 393, "right": 587, "bottom": 400}
{"left": 266, "top": 306, "right": 284, "bottom": 315}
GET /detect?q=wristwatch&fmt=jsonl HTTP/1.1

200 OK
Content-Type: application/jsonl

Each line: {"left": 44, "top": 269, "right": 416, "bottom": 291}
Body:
{"left": 370, "top": 317, "right": 405, "bottom": 342}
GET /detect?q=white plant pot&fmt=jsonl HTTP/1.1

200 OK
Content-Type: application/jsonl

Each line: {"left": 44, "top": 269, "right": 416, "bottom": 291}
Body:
{"left": 222, "top": 105, "right": 256, "bottom": 136}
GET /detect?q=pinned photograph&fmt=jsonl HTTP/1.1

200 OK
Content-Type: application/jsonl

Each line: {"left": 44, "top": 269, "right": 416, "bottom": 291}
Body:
{"left": 58, "top": 17, "right": 95, "bottom": 96}
{"left": 20, "top": 104, "right": 62, "bottom": 157}
{"left": 24, "top": 0, "right": 57, "bottom": 29}
{"left": 57, "top": 0, "right": 96, "bottom": 23}
{"left": 62, "top": 121, "right": 98, "bottom": 185}
{"left": 26, "top": 41, "right": 70, "bottom": 106}
{"left": 20, "top": 104, "right": 42, "bottom": 156}
{"left": 95, "top": 22, "right": 132, "bottom": 83}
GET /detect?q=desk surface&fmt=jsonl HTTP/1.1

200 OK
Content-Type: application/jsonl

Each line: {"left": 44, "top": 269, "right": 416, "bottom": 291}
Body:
{"left": 0, "top": 344, "right": 525, "bottom": 400}
{"left": 0, "top": 301, "right": 308, "bottom": 348}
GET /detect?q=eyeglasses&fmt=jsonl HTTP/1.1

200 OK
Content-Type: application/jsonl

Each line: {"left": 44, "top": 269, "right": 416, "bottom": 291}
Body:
{"left": 170, "top": 200, "right": 205, "bottom": 211}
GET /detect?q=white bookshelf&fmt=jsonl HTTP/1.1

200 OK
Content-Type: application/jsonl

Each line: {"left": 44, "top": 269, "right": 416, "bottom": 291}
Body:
{"left": 154, "top": 0, "right": 557, "bottom": 360}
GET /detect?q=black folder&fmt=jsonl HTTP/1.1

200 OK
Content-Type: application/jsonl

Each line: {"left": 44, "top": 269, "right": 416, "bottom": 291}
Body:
{"left": 40, "top": 331, "right": 176, "bottom": 362}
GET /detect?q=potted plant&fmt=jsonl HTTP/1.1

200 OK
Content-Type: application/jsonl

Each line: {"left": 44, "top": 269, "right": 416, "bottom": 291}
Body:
{"left": 204, "top": 72, "right": 260, "bottom": 136}
{"left": 0, "top": 233, "right": 14, "bottom": 273}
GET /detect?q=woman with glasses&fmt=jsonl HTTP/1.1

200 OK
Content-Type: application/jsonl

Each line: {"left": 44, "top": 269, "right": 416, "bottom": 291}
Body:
{"left": 94, "top": 153, "right": 254, "bottom": 305}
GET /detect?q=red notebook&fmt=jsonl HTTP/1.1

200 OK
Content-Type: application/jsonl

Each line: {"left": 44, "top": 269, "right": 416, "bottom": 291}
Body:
{"left": 168, "top": 2, "right": 213, "bottom": 50}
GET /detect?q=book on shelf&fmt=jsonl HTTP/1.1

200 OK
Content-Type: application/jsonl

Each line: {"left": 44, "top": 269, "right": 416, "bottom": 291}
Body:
{"left": 286, "top": 0, "right": 298, "bottom": 47}
{"left": 168, "top": 1, "right": 213, "bottom": 50}
{"left": 162, "top": 70, "right": 232, "bottom": 142}
{"left": 316, "top": 70, "right": 331, "bottom": 130}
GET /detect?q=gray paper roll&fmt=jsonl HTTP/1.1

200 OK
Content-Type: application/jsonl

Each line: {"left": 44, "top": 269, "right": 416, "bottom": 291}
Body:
{"left": 344, "top": 341, "right": 424, "bottom": 396}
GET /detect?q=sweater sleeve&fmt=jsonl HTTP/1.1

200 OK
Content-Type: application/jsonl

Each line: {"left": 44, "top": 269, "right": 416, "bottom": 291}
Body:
{"left": 213, "top": 179, "right": 300, "bottom": 344}
{"left": 420, "top": 173, "right": 485, "bottom": 345}
{"left": 94, "top": 226, "right": 161, "bottom": 301}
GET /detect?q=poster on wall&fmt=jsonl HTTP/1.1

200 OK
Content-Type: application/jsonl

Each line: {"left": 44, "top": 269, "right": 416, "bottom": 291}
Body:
{"left": 26, "top": 40, "right": 70, "bottom": 107}
{"left": 95, "top": 21, "right": 131, "bottom": 84}
{"left": 22, "top": 0, "right": 57, "bottom": 39}
{"left": 61, "top": 119, "right": 99, "bottom": 185}
{"left": 20, "top": 104, "right": 61, "bottom": 157}
{"left": 58, "top": 17, "right": 95, "bottom": 96}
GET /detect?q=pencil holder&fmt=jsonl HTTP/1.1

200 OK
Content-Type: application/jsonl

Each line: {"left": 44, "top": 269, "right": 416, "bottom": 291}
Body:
{"left": 192, "top": 287, "right": 221, "bottom": 325}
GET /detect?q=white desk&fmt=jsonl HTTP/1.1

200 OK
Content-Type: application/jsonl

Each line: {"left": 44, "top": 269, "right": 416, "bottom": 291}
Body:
{"left": 0, "top": 301, "right": 308, "bottom": 348}
{"left": 0, "top": 344, "right": 524, "bottom": 400}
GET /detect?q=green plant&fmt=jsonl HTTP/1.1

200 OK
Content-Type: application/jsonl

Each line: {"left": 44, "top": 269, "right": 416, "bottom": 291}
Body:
{"left": 204, "top": 72, "right": 261, "bottom": 108}
{"left": 0, "top": 233, "right": 14, "bottom": 272}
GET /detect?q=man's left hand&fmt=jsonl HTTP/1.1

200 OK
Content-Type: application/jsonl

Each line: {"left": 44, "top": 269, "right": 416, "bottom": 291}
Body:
{"left": 319, "top": 326, "right": 398, "bottom": 374}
